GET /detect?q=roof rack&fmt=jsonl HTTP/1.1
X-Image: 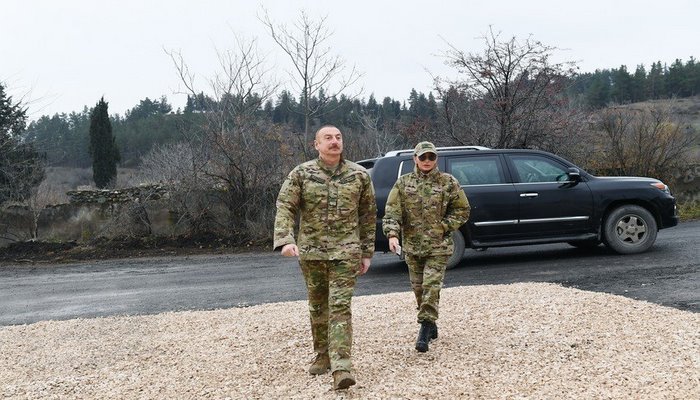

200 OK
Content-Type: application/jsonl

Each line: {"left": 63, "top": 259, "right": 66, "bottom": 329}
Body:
{"left": 383, "top": 145, "right": 490, "bottom": 157}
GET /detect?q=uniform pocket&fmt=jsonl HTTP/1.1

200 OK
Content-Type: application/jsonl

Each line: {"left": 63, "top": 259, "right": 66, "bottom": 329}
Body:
{"left": 430, "top": 186, "right": 445, "bottom": 216}
{"left": 404, "top": 185, "right": 422, "bottom": 208}
{"left": 301, "top": 178, "right": 326, "bottom": 211}
{"left": 337, "top": 175, "right": 361, "bottom": 216}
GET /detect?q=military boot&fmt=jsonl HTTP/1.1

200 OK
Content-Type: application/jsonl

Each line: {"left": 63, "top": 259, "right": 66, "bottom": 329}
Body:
{"left": 415, "top": 321, "right": 432, "bottom": 352}
{"left": 308, "top": 353, "right": 330, "bottom": 375}
{"left": 428, "top": 321, "right": 438, "bottom": 340}
{"left": 332, "top": 370, "right": 356, "bottom": 390}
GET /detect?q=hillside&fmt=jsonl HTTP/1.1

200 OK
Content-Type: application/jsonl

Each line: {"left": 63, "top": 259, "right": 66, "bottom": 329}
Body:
{"left": 618, "top": 96, "right": 700, "bottom": 158}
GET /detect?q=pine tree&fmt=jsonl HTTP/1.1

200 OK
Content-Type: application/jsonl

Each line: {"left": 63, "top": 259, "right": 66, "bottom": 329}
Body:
{"left": 611, "top": 65, "right": 633, "bottom": 103}
{"left": 631, "top": 64, "right": 647, "bottom": 102}
{"left": 0, "top": 82, "right": 44, "bottom": 204}
{"left": 584, "top": 71, "right": 611, "bottom": 109}
{"left": 667, "top": 59, "right": 686, "bottom": 97}
{"left": 648, "top": 62, "right": 666, "bottom": 99}
{"left": 88, "top": 97, "right": 120, "bottom": 188}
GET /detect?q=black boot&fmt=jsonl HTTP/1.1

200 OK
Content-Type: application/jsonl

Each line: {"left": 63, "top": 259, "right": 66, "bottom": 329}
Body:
{"left": 415, "top": 321, "right": 432, "bottom": 352}
{"left": 428, "top": 321, "right": 438, "bottom": 341}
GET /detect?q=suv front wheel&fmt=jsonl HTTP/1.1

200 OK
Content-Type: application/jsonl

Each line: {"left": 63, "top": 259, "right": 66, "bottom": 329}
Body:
{"left": 446, "top": 230, "right": 466, "bottom": 269}
{"left": 603, "top": 205, "right": 658, "bottom": 254}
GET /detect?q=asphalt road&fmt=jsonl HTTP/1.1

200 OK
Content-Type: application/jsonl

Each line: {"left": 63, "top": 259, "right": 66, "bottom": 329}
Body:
{"left": 1, "top": 221, "right": 698, "bottom": 326}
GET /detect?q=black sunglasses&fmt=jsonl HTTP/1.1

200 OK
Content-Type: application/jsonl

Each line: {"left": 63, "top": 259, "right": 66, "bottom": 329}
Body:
{"left": 417, "top": 153, "right": 437, "bottom": 161}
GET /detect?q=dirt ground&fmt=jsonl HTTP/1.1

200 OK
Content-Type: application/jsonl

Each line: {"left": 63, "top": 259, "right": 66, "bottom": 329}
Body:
{"left": 0, "top": 235, "right": 269, "bottom": 266}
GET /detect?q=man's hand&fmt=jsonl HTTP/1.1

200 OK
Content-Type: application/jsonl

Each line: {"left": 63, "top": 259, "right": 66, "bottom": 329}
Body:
{"left": 281, "top": 244, "right": 299, "bottom": 257}
{"left": 358, "top": 258, "right": 371, "bottom": 275}
{"left": 388, "top": 237, "right": 400, "bottom": 253}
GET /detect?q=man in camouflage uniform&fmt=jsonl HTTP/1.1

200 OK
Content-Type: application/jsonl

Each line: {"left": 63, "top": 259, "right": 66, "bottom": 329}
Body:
{"left": 273, "top": 125, "right": 376, "bottom": 390}
{"left": 382, "top": 141, "right": 470, "bottom": 352}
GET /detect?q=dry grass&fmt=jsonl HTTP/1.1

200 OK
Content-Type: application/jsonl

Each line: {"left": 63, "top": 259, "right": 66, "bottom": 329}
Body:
{"left": 679, "top": 199, "right": 700, "bottom": 221}
{"left": 1, "top": 283, "right": 698, "bottom": 399}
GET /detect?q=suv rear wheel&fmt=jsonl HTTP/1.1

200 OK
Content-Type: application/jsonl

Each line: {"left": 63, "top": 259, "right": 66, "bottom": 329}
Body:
{"left": 446, "top": 230, "right": 466, "bottom": 269}
{"left": 603, "top": 205, "right": 657, "bottom": 254}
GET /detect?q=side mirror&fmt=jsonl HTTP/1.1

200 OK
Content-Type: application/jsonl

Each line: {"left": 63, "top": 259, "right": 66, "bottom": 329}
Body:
{"left": 567, "top": 167, "right": 581, "bottom": 181}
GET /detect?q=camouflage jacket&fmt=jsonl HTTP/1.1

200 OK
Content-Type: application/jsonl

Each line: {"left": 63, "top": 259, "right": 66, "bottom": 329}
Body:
{"left": 382, "top": 166, "right": 470, "bottom": 256}
{"left": 273, "top": 158, "right": 377, "bottom": 260}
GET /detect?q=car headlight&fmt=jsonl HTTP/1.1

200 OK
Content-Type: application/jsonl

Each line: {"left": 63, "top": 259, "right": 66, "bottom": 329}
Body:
{"left": 650, "top": 182, "right": 670, "bottom": 194}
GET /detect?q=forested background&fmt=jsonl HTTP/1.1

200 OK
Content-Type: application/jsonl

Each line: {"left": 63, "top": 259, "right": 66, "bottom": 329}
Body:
{"left": 2, "top": 20, "right": 699, "bottom": 244}
{"left": 23, "top": 57, "right": 700, "bottom": 169}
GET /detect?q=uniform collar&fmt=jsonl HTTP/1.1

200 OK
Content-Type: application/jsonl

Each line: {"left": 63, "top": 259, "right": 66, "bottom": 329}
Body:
{"left": 316, "top": 157, "right": 346, "bottom": 176}
{"left": 413, "top": 165, "right": 440, "bottom": 179}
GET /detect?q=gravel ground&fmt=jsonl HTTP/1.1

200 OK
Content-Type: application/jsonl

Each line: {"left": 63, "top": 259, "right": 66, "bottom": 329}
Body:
{"left": 1, "top": 282, "right": 698, "bottom": 399}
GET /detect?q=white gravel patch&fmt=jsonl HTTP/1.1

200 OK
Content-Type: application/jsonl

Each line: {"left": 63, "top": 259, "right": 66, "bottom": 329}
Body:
{"left": 1, "top": 282, "right": 698, "bottom": 399}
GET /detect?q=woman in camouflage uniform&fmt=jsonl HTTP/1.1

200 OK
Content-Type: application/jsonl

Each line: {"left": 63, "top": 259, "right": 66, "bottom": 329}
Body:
{"left": 382, "top": 141, "right": 470, "bottom": 352}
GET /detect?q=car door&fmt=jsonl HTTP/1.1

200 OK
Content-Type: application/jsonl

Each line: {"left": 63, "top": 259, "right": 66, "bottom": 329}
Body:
{"left": 505, "top": 153, "right": 594, "bottom": 237}
{"left": 445, "top": 154, "right": 520, "bottom": 241}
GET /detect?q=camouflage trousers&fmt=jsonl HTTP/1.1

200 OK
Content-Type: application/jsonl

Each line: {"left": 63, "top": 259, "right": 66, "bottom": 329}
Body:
{"left": 405, "top": 254, "right": 448, "bottom": 323}
{"left": 299, "top": 259, "right": 357, "bottom": 373}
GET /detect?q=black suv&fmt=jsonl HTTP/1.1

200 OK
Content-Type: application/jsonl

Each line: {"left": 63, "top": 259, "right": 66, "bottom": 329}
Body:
{"left": 358, "top": 146, "right": 679, "bottom": 269}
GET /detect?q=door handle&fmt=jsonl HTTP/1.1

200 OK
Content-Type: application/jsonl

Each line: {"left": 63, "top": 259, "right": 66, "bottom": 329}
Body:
{"left": 520, "top": 193, "right": 539, "bottom": 198}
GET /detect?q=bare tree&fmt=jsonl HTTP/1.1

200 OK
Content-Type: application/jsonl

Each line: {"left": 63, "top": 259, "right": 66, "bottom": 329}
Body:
{"left": 356, "top": 113, "right": 404, "bottom": 157}
{"left": 25, "top": 180, "right": 67, "bottom": 239}
{"left": 138, "top": 142, "right": 214, "bottom": 235}
{"left": 594, "top": 102, "right": 697, "bottom": 183}
{"left": 439, "top": 27, "right": 578, "bottom": 149}
{"left": 166, "top": 35, "right": 285, "bottom": 241}
{"left": 433, "top": 81, "right": 491, "bottom": 146}
{"left": 260, "top": 9, "right": 363, "bottom": 158}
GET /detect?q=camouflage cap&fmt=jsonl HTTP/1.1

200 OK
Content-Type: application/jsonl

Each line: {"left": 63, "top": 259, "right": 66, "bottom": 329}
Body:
{"left": 414, "top": 141, "right": 437, "bottom": 156}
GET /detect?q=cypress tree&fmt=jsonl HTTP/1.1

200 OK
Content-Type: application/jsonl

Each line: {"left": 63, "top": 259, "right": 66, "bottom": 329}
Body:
{"left": 88, "top": 97, "right": 120, "bottom": 188}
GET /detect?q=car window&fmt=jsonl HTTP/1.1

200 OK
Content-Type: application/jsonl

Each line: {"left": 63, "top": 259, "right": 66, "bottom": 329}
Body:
{"left": 357, "top": 160, "right": 375, "bottom": 176}
{"left": 510, "top": 155, "right": 569, "bottom": 183}
{"left": 399, "top": 159, "right": 415, "bottom": 176}
{"left": 447, "top": 155, "right": 505, "bottom": 185}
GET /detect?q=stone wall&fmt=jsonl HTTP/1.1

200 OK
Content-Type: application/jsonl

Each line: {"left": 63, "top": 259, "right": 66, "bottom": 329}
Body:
{"left": 0, "top": 205, "right": 32, "bottom": 245}
{"left": 1, "top": 170, "right": 699, "bottom": 248}
{"left": 672, "top": 164, "right": 700, "bottom": 202}
{"left": 0, "top": 185, "right": 228, "bottom": 248}
{"left": 65, "top": 185, "right": 168, "bottom": 204}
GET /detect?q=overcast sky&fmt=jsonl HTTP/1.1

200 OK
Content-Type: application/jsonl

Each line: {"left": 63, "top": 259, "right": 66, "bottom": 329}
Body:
{"left": 2, "top": 0, "right": 698, "bottom": 119}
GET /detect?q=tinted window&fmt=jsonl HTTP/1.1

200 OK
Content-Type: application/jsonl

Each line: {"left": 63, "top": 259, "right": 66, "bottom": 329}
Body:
{"left": 447, "top": 155, "right": 505, "bottom": 185}
{"left": 510, "top": 155, "right": 569, "bottom": 183}
{"left": 399, "top": 159, "right": 415, "bottom": 176}
{"left": 357, "top": 160, "right": 375, "bottom": 176}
